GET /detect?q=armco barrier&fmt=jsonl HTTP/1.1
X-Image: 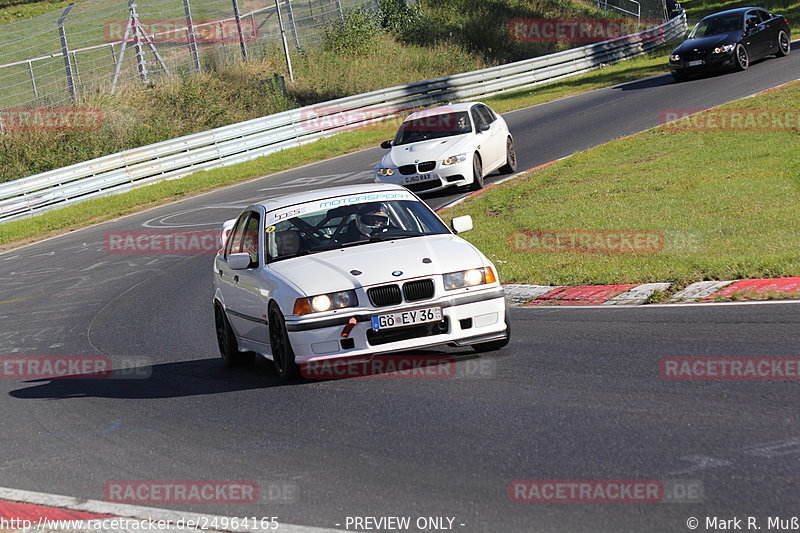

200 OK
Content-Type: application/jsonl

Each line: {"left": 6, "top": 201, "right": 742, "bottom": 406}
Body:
{"left": 0, "top": 13, "right": 686, "bottom": 223}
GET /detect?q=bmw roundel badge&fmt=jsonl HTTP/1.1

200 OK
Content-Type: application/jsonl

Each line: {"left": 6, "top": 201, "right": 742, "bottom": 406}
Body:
{"left": 392, "top": 271, "right": 403, "bottom": 277}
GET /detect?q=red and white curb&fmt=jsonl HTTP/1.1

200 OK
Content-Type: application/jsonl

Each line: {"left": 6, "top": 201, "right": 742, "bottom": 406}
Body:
{"left": 505, "top": 277, "right": 800, "bottom": 306}
{"left": 0, "top": 487, "right": 343, "bottom": 533}
{"left": 669, "top": 280, "right": 736, "bottom": 302}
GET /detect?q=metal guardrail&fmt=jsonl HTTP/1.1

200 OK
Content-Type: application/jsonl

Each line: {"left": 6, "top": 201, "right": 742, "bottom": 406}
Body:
{"left": 0, "top": 12, "right": 687, "bottom": 223}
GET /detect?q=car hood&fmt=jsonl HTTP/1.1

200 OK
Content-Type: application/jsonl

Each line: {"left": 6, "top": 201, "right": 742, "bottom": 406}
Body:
{"left": 268, "top": 234, "right": 485, "bottom": 296}
{"left": 379, "top": 135, "right": 472, "bottom": 168}
{"left": 673, "top": 32, "right": 740, "bottom": 53}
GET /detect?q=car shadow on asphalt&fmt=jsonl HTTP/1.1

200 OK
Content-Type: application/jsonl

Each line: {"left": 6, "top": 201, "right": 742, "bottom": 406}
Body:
{"left": 6, "top": 357, "right": 297, "bottom": 400}
{"left": 615, "top": 74, "right": 683, "bottom": 91}
{"left": 6, "top": 350, "right": 490, "bottom": 399}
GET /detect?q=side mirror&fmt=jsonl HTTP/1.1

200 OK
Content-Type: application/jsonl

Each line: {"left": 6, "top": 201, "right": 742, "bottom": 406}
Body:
{"left": 227, "top": 252, "right": 252, "bottom": 270}
{"left": 451, "top": 215, "right": 473, "bottom": 234}
{"left": 380, "top": 140, "right": 392, "bottom": 149}
{"left": 479, "top": 123, "right": 490, "bottom": 133}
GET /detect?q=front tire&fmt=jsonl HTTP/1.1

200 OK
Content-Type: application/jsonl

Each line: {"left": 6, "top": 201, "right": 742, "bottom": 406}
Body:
{"left": 777, "top": 30, "right": 790, "bottom": 57}
{"left": 269, "top": 303, "right": 299, "bottom": 380}
{"left": 215, "top": 304, "right": 254, "bottom": 366}
{"left": 469, "top": 153, "right": 484, "bottom": 191}
{"left": 735, "top": 44, "right": 749, "bottom": 71}
{"left": 498, "top": 137, "right": 517, "bottom": 174}
{"left": 471, "top": 308, "right": 511, "bottom": 353}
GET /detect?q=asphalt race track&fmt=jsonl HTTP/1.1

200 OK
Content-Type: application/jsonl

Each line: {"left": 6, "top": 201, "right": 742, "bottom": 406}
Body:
{"left": 1, "top": 45, "right": 799, "bottom": 532}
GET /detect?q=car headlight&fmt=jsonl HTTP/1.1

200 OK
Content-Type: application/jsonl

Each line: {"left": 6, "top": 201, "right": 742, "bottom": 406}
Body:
{"left": 442, "top": 153, "right": 467, "bottom": 166}
{"left": 443, "top": 267, "right": 497, "bottom": 291}
{"left": 670, "top": 54, "right": 680, "bottom": 61}
{"left": 713, "top": 44, "right": 735, "bottom": 54}
{"left": 293, "top": 290, "right": 358, "bottom": 315}
{"left": 377, "top": 168, "right": 395, "bottom": 177}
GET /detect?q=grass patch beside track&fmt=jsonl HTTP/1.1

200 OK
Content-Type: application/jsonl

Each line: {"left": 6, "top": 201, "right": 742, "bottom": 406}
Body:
{"left": 0, "top": 0, "right": 88, "bottom": 24}
{"left": 441, "top": 81, "right": 800, "bottom": 286}
{"left": 0, "top": 45, "right": 675, "bottom": 250}
{"left": 682, "top": 0, "right": 800, "bottom": 27}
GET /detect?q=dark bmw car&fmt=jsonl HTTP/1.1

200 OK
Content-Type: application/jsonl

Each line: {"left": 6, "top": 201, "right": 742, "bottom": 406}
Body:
{"left": 669, "top": 7, "right": 791, "bottom": 81}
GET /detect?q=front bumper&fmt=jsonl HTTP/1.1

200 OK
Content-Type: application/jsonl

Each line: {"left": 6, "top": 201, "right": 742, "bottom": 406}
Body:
{"left": 284, "top": 286, "right": 507, "bottom": 362}
{"left": 670, "top": 50, "right": 736, "bottom": 74}
{"left": 375, "top": 159, "right": 473, "bottom": 194}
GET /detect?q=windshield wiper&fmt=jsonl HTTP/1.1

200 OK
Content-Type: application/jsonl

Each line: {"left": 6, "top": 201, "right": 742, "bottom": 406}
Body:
{"left": 329, "top": 233, "right": 425, "bottom": 249}
{"left": 368, "top": 232, "right": 425, "bottom": 242}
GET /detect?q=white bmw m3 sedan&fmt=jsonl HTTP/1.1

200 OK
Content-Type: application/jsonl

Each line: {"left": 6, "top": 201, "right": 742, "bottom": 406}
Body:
{"left": 213, "top": 183, "right": 510, "bottom": 380}
{"left": 374, "top": 102, "right": 517, "bottom": 193}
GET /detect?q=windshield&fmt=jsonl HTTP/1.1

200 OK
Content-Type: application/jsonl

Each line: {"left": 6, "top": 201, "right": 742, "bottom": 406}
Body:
{"left": 266, "top": 199, "right": 450, "bottom": 262}
{"left": 689, "top": 14, "right": 743, "bottom": 37}
{"left": 393, "top": 111, "right": 472, "bottom": 145}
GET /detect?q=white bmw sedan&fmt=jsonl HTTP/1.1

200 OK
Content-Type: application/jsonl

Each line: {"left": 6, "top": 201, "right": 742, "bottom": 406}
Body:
{"left": 374, "top": 102, "right": 517, "bottom": 193}
{"left": 213, "top": 183, "right": 510, "bottom": 380}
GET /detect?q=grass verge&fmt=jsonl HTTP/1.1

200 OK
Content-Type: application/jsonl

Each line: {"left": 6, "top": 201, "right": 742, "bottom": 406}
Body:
{"left": 0, "top": 43, "right": 676, "bottom": 250}
{"left": 441, "top": 80, "right": 800, "bottom": 286}
{"left": 0, "top": 0, "right": 88, "bottom": 24}
{"left": 682, "top": 0, "right": 800, "bottom": 26}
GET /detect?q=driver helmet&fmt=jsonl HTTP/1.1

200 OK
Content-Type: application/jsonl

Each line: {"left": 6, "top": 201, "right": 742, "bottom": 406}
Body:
{"left": 356, "top": 202, "right": 390, "bottom": 236}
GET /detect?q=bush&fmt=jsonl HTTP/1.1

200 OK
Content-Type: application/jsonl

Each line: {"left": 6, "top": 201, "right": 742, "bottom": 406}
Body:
{"left": 322, "top": 7, "right": 382, "bottom": 55}
{"left": 379, "top": 0, "right": 427, "bottom": 37}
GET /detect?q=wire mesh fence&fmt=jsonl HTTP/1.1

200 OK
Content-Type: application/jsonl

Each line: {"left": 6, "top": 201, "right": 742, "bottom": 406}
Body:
{"left": 0, "top": 0, "right": 378, "bottom": 108}
{"left": 595, "top": 0, "right": 671, "bottom": 26}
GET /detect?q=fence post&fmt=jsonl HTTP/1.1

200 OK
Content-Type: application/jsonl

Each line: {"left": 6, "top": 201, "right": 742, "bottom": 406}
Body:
{"left": 231, "top": 0, "right": 249, "bottom": 60}
{"left": 129, "top": 1, "right": 150, "bottom": 84}
{"left": 183, "top": 0, "right": 201, "bottom": 71}
{"left": 335, "top": 0, "right": 344, "bottom": 21}
{"left": 27, "top": 61, "right": 39, "bottom": 99}
{"left": 57, "top": 3, "right": 77, "bottom": 102}
{"left": 285, "top": 0, "right": 301, "bottom": 50}
{"left": 372, "top": 0, "right": 380, "bottom": 12}
{"left": 274, "top": 0, "right": 294, "bottom": 82}
{"left": 71, "top": 51, "right": 82, "bottom": 88}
